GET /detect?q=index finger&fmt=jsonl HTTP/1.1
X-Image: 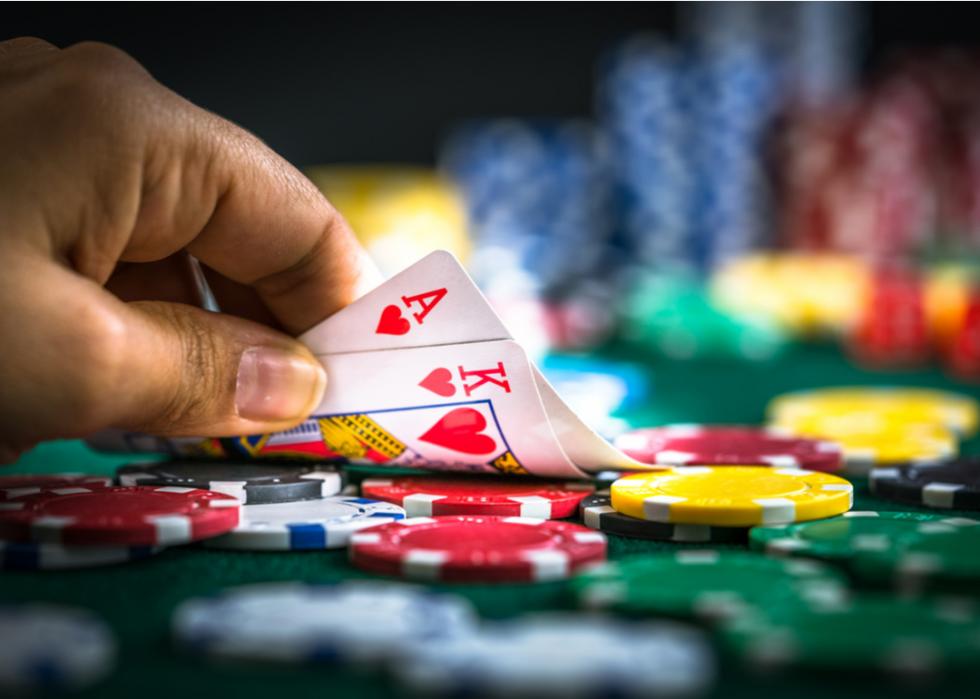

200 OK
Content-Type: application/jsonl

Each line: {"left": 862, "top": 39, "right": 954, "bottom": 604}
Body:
{"left": 100, "top": 72, "right": 381, "bottom": 333}
{"left": 185, "top": 121, "right": 381, "bottom": 333}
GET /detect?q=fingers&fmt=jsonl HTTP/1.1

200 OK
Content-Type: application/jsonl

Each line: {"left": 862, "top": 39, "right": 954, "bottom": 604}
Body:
{"left": 105, "top": 254, "right": 202, "bottom": 305}
{"left": 0, "top": 261, "right": 326, "bottom": 446}
{"left": 2, "top": 40, "right": 377, "bottom": 335}
{"left": 98, "top": 49, "right": 379, "bottom": 332}
{"left": 115, "top": 300, "right": 327, "bottom": 436}
{"left": 0, "top": 37, "right": 57, "bottom": 63}
{"left": 201, "top": 266, "right": 284, "bottom": 330}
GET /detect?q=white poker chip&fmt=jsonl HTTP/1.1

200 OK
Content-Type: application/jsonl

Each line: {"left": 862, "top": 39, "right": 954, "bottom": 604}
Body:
{"left": 393, "top": 613, "right": 715, "bottom": 698}
{"left": 0, "top": 604, "right": 116, "bottom": 691}
{"left": 172, "top": 582, "right": 478, "bottom": 664}
{"left": 203, "top": 496, "right": 405, "bottom": 550}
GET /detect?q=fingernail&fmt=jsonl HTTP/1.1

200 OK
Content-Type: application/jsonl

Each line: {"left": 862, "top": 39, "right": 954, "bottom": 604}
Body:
{"left": 235, "top": 348, "right": 326, "bottom": 422}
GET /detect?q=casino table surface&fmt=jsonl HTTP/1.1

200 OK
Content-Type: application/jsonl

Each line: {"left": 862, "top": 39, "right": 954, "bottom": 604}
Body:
{"left": 3, "top": 343, "right": 980, "bottom": 699}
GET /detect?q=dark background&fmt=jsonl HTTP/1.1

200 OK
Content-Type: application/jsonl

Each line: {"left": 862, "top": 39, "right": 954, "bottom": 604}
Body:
{"left": 3, "top": 2, "right": 978, "bottom": 166}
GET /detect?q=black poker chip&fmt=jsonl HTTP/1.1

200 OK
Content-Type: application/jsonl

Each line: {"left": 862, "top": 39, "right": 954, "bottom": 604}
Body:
{"left": 578, "top": 490, "right": 749, "bottom": 543}
{"left": 115, "top": 460, "right": 344, "bottom": 505}
{"left": 869, "top": 458, "right": 980, "bottom": 511}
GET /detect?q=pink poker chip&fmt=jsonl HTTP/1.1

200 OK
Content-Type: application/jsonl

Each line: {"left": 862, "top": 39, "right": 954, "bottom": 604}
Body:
{"left": 613, "top": 425, "right": 844, "bottom": 472}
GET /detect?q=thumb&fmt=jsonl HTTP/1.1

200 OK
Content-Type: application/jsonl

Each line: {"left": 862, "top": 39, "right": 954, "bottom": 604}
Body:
{"left": 114, "top": 300, "right": 327, "bottom": 436}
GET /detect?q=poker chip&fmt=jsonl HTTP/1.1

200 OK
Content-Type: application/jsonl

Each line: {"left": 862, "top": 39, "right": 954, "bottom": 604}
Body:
{"left": 869, "top": 458, "right": 980, "bottom": 510}
{"left": 116, "top": 460, "right": 343, "bottom": 504}
{"left": 204, "top": 496, "right": 405, "bottom": 550}
{"left": 0, "top": 474, "right": 111, "bottom": 500}
{"left": 349, "top": 515, "right": 607, "bottom": 583}
{"left": 572, "top": 550, "right": 848, "bottom": 622}
{"left": 0, "top": 604, "right": 116, "bottom": 691}
{"left": 360, "top": 476, "right": 594, "bottom": 518}
{"left": 579, "top": 490, "right": 748, "bottom": 544}
{"left": 723, "top": 596, "right": 980, "bottom": 675}
{"left": 851, "top": 517, "right": 980, "bottom": 594}
{"left": 0, "top": 539, "right": 161, "bottom": 571}
{"left": 777, "top": 416, "right": 957, "bottom": 471}
{"left": 609, "top": 467, "right": 853, "bottom": 527}
{"left": 0, "top": 486, "right": 240, "bottom": 547}
{"left": 393, "top": 614, "right": 716, "bottom": 698}
{"left": 749, "top": 510, "right": 963, "bottom": 568}
{"left": 173, "top": 582, "right": 477, "bottom": 664}
{"left": 767, "top": 386, "right": 979, "bottom": 436}
{"left": 613, "top": 425, "right": 843, "bottom": 471}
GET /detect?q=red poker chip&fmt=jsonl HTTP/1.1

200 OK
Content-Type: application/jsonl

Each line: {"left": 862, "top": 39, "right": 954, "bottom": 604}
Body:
{"left": 0, "top": 474, "right": 112, "bottom": 500}
{"left": 348, "top": 515, "right": 607, "bottom": 583}
{"left": 0, "top": 485, "right": 240, "bottom": 546}
{"left": 613, "top": 425, "right": 844, "bottom": 472}
{"left": 360, "top": 476, "right": 594, "bottom": 519}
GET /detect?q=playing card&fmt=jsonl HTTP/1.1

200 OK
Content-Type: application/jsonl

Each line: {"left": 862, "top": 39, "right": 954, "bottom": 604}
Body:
{"left": 300, "top": 250, "right": 509, "bottom": 354}
{"left": 300, "top": 250, "right": 650, "bottom": 473}
{"left": 237, "top": 340, "right": 588, "bottom": 478}
{"left": 87, "top": 250, "right": 654, "bottom": 477}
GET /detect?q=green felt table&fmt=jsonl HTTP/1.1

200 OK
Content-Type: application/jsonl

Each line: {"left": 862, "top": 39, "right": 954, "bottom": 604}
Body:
{"left": 3, "top": 343, "right": 980, "bottom": 698}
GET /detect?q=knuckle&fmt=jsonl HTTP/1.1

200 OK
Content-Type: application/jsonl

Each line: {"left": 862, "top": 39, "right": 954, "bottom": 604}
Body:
{"left": 52, "top": 42, "right": 152, "bottom": 125}
{"left": 63, "top": 41, "right": 141, "bottom": 78}
{"left": 150, "top": 306, "right": 228, "bottom": 430}
{"left": 62, "top": 305, "right": 131, "bottom": 427}
{"left": 0, "top": 36, "right": 57, "bottom": 62}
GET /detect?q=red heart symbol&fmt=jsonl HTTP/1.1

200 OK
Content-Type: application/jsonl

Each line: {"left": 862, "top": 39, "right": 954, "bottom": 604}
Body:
{"left": 419, "top": 367, "right": 456, "bottom": 397}
{"left": 419, "top": 408, "right": 497, "bottom": 455}
{"left": 376, "top": 305, "right": 410, "bottom": 335}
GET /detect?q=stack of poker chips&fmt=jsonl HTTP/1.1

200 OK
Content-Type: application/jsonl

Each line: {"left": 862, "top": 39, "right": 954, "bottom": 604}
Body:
{"left": 0, "top": 460, "right": 405, "bottom": 569}
{"left": 439, "top": 119, "right": 618, "bottom": 354}
{"left": 710, "top": 252, "right": 980, "bottom": 380}
{"left": 585, "top": 426, "right": 853, "bottom": 545}
{"left": 777, "top": 51, "right": 980, "bottom": 263}
{"left": 766, "top": 386, "right": 977, "bottom": 475}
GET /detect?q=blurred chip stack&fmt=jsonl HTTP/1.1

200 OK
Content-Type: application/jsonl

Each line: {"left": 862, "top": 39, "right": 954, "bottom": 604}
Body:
{"left": 849, "top": 263, "right": 931, "bottom": 368}
{"left": 685, "top": 4, "right": 783, "bottom": 270}
{"left": 439, "top": 120, "right": 617, "bottom": 355}
{"left": 598, "top": 37, "right": 694, "bottom": 275}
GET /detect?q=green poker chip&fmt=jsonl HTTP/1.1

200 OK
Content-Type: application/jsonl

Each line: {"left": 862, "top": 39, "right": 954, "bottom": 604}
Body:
{"left": 723, "top": 595, "right": 980, "bottom": 676}
{"left": 571, "top": 550, "right": 848, "bottom": 623}
{"left": 851, "top": 517, "right": 980, "bottom": 595}
{"left": 749, "top": 510, "right": 957, "bottom": 566}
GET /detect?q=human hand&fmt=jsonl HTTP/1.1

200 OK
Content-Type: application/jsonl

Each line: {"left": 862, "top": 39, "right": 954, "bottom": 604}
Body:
{"left": 0, "top": 38, "right": 378, "bottom": 461}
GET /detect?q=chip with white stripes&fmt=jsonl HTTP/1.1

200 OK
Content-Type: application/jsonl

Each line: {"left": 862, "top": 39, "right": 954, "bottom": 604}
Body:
{"left": 349, "top": 515, "right": 606, "bottom": 582}
{"left": 609, "top": 466, "right": 853, "bottom": 527}
{"left": 0, "top": 486, "right": 239, "bottom": 546}
{"left": 361, "top": 476, "right": 593, "bottom": 519}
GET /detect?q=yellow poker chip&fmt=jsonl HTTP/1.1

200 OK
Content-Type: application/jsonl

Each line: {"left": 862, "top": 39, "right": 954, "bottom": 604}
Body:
{"left": 710, "top": 253, "right": 868, "bottom": 337}
{"left": 768, "top": 387, "right": 979, "bottom": 437}
{"left": 609, "top": 467, "right": 854, "bottom": 527}
{"left": 775, "top": 417, "right": 957, "bottom": 472}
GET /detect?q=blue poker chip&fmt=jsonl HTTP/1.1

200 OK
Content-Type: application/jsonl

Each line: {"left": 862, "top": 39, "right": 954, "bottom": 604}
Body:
{"left": 172, "top": 582, "right": 477, "bottom": 664}
{"left": 0, "top": 539, "right": 160, "bottom": 571}
{"left": 0, "top": 604, "right": 117, "bottom": 691}
{"left": 440, "top": 118, "right": 613, "bottom": 292}
{"left": 203, "top": 496, "right": 405, "bottom": 550}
